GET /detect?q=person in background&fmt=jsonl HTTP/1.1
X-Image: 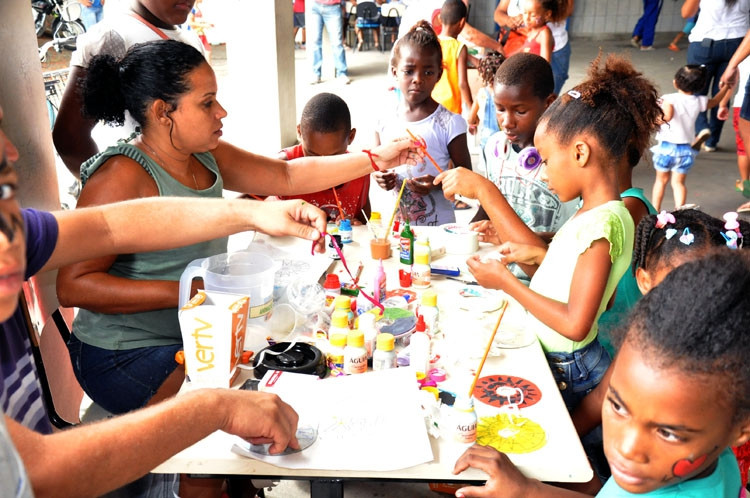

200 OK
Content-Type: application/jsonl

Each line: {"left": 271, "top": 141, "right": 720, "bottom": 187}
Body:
{"left": 399, "top": 0, "right": 505, "bottom": 54}
{"left": 187, "top": 0, "right": 213, "bottom": 61}
{"left": 453, "top": 250, "right": 750, "bottom": 498}
{"left": 719, "top": 59, "right": 750, "bottom": 199}
{"left": 668, "top": 11, "right": 698, "bottom": 52}
{"left": 80, "top": 0, "right": 104, "bottom": 30}
{"left": 684, "top": 0, "right": 749, "bottom": 153}
{"left": 294, "top": 0, "right": 306, "bottom": 49}
{"left": 53, "top": 0, "right": 207, "bottom": 179}
{"left": 630, "top": 0, "right": 663, "bottom": 51}
{"left": 0, "top": 101, "right": 321, "bottom": 497}
{"left": 467, "top": 51, "right": 506, "bottom": 176}
{"left": 275, "top": 92, "right": 370, "bottom": 225}
{"left": 309, "top": 0, "right": 350, "bottom": 84}
{"left": 494, "top": 0, "right": 574, "bottom": 95}
{"left": 651, "top": 65, "right": 730, "bottom": 211}
{"left": 433, "top": 0, "right": 473, "bottom": 115}
{"left": 374, "top": 21, "right": 472, "bottom": 226}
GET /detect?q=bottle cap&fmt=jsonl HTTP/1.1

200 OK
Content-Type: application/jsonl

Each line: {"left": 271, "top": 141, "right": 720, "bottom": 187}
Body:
{"left": 415, "top": 314, "right": 426, "bottom": 333}
{"left": 340, "top": 219, "right": 351, "bottom": 231}
{"left": 330, "top": 333, "right": 347, "bottom": 347}
{"left": 370, "top": 212, "right": 382, "bottom": 222}
{"left": 429, "top": 367, "right": 447, "bottom": 382}
{"left": 331, "top": 313, "right": 349, "bottom": 329}
{"left": 333, "top": 295, "right": 351, "bottom": 310}
{"left": 454, "top": 396, "right": 475, "bottom": 412}
{"left": 323, "top": 273, "right": 340, "bottom": 290}
{"left": 376, "top": 332, "right": 395, "bottom": 351}
{"left": 421, "top": 290, "right": 437, "bottom": 307}
{"left": 347, "top": 329, "right": 365, "bottom": 347}
{"left": 393, "top": 220, "right": 400, "bottom": 232}
{"left": 415, "top": 252, "right": 429, "bottom": 265}
{"left": 358, "top": 312, "right": 376, "bottom": 331}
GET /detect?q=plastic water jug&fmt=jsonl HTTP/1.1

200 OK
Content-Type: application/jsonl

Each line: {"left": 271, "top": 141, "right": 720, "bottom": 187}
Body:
{"left": 179, "top": 252, "right": 276, "bottom": 323}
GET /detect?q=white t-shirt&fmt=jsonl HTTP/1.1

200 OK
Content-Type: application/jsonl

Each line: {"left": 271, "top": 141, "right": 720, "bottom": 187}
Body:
{"left": 376, "top": 98, "right": 466, "bottom": 226}
{"left": 70, "top": 12, "right": 205, "bottom": 147}
{"left": 656, "top": 92, "right": 709, "bottom": 144}
{"left": 733, "top": 58, "right": 750, "bottom": 108}
{"left": 688, "top": 0, "right": 750, "bottom": 42}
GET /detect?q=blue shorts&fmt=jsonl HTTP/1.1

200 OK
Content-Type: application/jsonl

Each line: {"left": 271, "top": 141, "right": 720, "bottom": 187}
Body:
{"left": 545, "top": 338, "right": 611, "bottom": 412}
{"left": 68, "top": 334, "right": 182, "bottom": 415}
{"left": 293, "top": 12, "right": 305, "bottom": 28}
{"left": 651, "top": 141, "right": 697, "bottom": 174}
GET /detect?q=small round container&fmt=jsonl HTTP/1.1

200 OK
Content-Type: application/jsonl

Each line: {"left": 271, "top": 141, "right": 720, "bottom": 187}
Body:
{"left": 370, "top": 238, "right": 391, "bottom": 259}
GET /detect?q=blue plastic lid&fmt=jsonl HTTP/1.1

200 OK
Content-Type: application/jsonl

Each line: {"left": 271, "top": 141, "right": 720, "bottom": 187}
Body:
{"left": 340, "top": 219, "right": 351, "bottom": 230}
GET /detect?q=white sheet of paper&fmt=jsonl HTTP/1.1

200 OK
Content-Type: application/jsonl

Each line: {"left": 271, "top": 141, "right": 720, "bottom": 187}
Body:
{"left": 231, "top": 368, "right": 434, "bottom": 471}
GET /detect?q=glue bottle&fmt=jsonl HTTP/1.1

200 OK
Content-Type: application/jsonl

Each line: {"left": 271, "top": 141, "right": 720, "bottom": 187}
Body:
{"left": 329, "top": 312, "right": 350, "bottom": 336}
{"left": 344, "top": 329, "right": 368, "bottom": 374}
{"left": 357, "top": 312, "right": 377, "bottom": 360}
{"left": 374, "top": 259, "right": 387, "bottom": 304}
{"left": 409, "top": 315, "right": 431, "bottom": 374}
{"left": 411, "top": 248, "right": 431, "bottom": 289}
{"left": 373, "top": 333, "right": 397, "bottom": 371}
{"left": 327, "top": 332, "right": 347, "bottom": 377}
{"left": 339, "top": 219, "right": 353, "bottom": 244}
{"left": 332, "top": 295, "right": 354, "bottom": 329}
{"left": 418, "top": 290, "right": 439, "bottom": 335}
{"left": 452, "top": 396, "right": 477, "bottom": 444}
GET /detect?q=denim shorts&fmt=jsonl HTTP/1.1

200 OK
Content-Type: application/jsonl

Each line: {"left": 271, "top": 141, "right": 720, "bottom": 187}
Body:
{"left": 68, "top": 334, "right": 182, "bottom": 415}
{"left": 651, "top": 141, "right": 697, "bottom": 174}
{"left": 741, "top": 76, "right": 750, "bottom": 122}
{"left": 545, "top": 337, "right": 611, "bottom": 412}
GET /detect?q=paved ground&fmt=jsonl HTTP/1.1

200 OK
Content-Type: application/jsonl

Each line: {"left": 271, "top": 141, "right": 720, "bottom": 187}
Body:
{"left": 40, "top": 32, "right": 747, "bottom": 497}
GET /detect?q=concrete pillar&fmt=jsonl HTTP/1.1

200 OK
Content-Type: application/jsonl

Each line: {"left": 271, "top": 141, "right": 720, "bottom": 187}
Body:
{"left": 0, "top": 0, "right": 60, "bottom": 210}
{"left": 0, "top": 0, "right": 62, "bottom": 326}
{"left": 223, "top": 0, "right": 297, "bottom": 156}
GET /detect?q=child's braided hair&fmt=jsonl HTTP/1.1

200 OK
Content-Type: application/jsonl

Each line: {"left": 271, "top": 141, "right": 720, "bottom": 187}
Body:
{"left": 632, "top": 208, "right": 750, "bottom": 275}
{"left": 478, "top": 52, "right": 506, "bottom": 87}
{"left": 391, "top": 20, "right": 442, "bottom": 70}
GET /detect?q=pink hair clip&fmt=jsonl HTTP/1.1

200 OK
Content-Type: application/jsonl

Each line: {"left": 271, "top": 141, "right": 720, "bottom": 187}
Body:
{"left": 723, "top": 212, "right": 741, "bottom": 233}
{"left": 679, "top": 227, "right": 694, "bottom": 245}
{"left": 655, "top": 210, "right": 676, "bottom": 229}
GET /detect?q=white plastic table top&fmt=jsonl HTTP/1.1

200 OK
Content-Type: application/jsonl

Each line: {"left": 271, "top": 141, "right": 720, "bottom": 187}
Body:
{"left": 153, "top": 226, "right": 592, "bottom": 483}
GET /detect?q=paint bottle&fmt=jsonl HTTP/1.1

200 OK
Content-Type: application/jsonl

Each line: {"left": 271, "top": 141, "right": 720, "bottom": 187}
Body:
{"left": 418, "top": 290, "right": 439, "bottom": 335}
{"left": 327, "top": 234, "right": 342, "bottom": 260}
{"left": 344, "top": 329, "right": 368, "bottom": 374}
{"left": 411, "top": 249, "right": 431, "bottom": 289}
{"left": 327, "top": 332, "right": 347, "bottom": 377}
{"left": 357, "top": 312, "right": 377, "bottom": 360}
{"left": 332, "top": 295, "right": 354, "bottom": 329}
{"left": 323, "top": 273, "right": 341, "bottom": 309}
{"left": 392, "top": 219, "right": 400, "bottom": 239}
{"left": 329, "top": 312, "right": 351, "bottom": 338}
{"left": 415, "top": 234, "right": 431, "bottom": 264}
{"left": 373, "top": 333, "right": 397, "bottom": 371}
{"left": 374, "top": 259, "right": 387, "bottom": 304}
{"left": 339, "top": 219, "right": 353, "bottom": 244}
{"left": 409, "top": 315, "right": 430, "bottom": 374}
{"left": 452, "top": 396, "right": 477, "bottom": 444}
{"left": 399, "top": 220, "right": 414, "bottom": 265}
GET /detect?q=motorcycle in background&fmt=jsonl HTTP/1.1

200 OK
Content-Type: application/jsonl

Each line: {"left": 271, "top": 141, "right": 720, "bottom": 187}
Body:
{"left": 32, "top": 0, "right": 86, "bottom": 50}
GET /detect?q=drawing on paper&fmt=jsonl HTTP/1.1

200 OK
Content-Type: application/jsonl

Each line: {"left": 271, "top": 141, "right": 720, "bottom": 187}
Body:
{"left": 473, "top": 375, "right": 541, "bottom": 408}
{"left": 477, "top": 414, "right": 546, "bottom": 454}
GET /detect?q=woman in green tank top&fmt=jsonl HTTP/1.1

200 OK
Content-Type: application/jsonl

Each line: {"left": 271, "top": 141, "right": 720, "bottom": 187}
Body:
{"left": 56, "top": 40, "right": 419, "bottom": 416}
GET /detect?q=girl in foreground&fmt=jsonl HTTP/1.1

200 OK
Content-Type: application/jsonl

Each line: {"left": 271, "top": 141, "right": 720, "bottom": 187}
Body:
{"left": 453, "top": 250, "right": 750, "bottom": 498}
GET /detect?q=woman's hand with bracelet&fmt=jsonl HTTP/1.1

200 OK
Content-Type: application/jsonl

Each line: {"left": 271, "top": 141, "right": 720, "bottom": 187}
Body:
{"left": 368, "top": 136, "right": 425, "bottom": 170}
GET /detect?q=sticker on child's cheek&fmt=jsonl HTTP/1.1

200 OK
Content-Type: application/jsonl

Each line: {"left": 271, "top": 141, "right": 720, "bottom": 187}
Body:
{"left": 670, "top": 446, "right": 719, "bottom": 479}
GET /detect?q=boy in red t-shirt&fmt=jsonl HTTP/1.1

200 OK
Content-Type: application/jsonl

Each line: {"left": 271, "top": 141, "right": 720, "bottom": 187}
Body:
{"left": 276, "top": 92, "right": 370, "bottom": 224}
